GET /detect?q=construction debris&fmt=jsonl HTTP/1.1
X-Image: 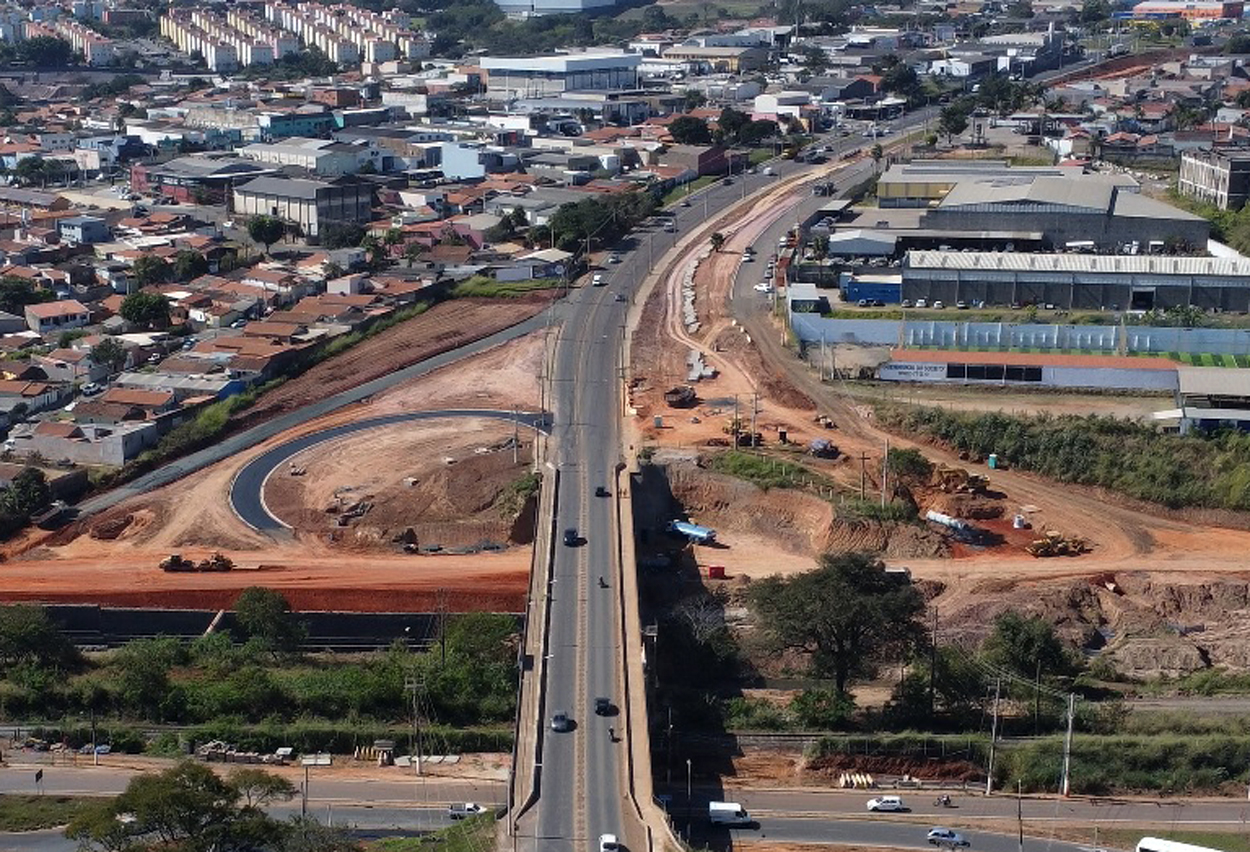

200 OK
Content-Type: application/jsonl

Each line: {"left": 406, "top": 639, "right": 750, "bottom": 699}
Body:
{"left": 1025, "top": 531, "right": 1091, "bottom": 557}
{"left": 931, "top": 465, "right": 989, "bottom": 494}
{"left": 687, "top": 349, "right": 717, "bottom": 382}
{"left": 664, "top": 386, "right": 698, "bottom": 408}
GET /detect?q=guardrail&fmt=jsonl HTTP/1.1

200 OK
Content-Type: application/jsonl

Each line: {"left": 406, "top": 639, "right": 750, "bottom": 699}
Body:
{"left": 507, "top": 465, "right": 559, "bottom": 833}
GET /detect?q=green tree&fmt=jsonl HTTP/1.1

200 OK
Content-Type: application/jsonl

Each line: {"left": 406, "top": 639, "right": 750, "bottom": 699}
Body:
{"left": 790, "top": 688, "right": 855, "bottom": 728}
{"left": 247, "top": 215, "right": 286, "bottom": 254}
{"left": 939, "top": 105, "right": 970, "bottom": 143}
{"left": 113, "top": 636, "right": 184, "bottom": 719}
{"left": 319, "top": 221, "right": 365, "bottom": 250}
{"left": 0, "top": 604, "right": 79, "bottom": 671}
{"left": 234, "top": 587, "right": 305, "bottom": 658}
{"left": 710, "top": 231, "right": 725, "bottom": 252}
{"left": 683, "top": 90, "right": 708, "bottom": 111}
{"left": 173, "top": 250, "right": 208, "bottom": 282}
{"left": 982, "top": 610, "right": 1078, "bottom": 681}
{"left": 669, "top": 115, "right": 712, "bottom": 145}
{"left": 749, "top": 552, "right": 926, "bottom": 694}
{"left": 90, "top": 337, "right": 128, "bottom": 374}
{"left": 19, "top": 35, "right": 74, "bottom": 66}
{"left": 716, "top": 106, "right": 751, "bottom": 144}
{"left": 226, "top": 767, "right": 297, "bottom": 808}
{"left": 404, "top": 243, "right": 425, "bottom": 268}
{"left": 5, "top": 466, "right": 50, "bottom": 518}
{"left": 886, "top": 447, "right": 933, "bottom": 482}
{"left": 13, "top": 157, "right": 46, "bottom": 187}
{"left": 870, "top": 144, "right": 884, "bottom": 170}
{"left": 800, "top": 44, "right": 828, "bottom": 73}
{"left": 131, "top": 255, "right": 171, "bottom": 287}
{"left": 1081, "top": 0, "right": 1111, "bottom": 21}
{"left": 66, "top": 761, "right": 286, "bottom": 852}
{"left": 120, "top": 291, "right": 170, "bottom": 328}
{"left": 1226, "top": 32, "right": 1250, "bottom": 53}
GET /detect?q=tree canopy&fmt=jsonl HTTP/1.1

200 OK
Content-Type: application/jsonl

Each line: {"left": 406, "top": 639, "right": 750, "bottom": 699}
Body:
{"left": 172, "top": 250, "right": 208, "bottom": 282}
{"left": 66, "top": 761, "right": 290, "bottom": 852}
{"left": 247, "top": 215, "right": 286, "bottom": 253}
{"left": 982, "top": 610, "right": 1078, "bottom": 682}
{"left": 0, "top": 603, "right": 79, "bottom": 671}
{"left": 131, "top": 255, "right": 171, "bottom": 287}
{"left": 749, "top": 552, "right": 927, "bottom": 693}
{"left": 89, "top": 337, "right": 129, "bottom": 374}
{"left": 234, "top": 587, "right": 306, "bottom": 658}
{"left": 120, "top": 292, "right": 170, "bottom": 328}
{"left": 0, "top": 276, "right": 54, "bottom": 315}
{"left": 669, "top": 115, "right": 712, "bottom": 145}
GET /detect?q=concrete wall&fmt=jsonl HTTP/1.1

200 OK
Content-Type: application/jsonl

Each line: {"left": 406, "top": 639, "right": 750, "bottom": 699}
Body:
{"left": 790, "top": 314, "right": 1250, "bottom": 356}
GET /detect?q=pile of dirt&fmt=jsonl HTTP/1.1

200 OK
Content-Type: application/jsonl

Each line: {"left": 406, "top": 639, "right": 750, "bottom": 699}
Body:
{"left": 661, "top": 458, "right": 948, "bottom": 560}
{"left": 805, "top": 753, "right": 983, "bottom": 783}
{"left": 713, "top": 325, "right": 815, "bottom": 411}
{"left": 936, "top": 571, "right": 1250, "bottom": 677}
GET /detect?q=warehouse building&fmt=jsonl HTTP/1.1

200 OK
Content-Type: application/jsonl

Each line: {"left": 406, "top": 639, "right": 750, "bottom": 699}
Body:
{"left": 481, "top": 53, "right": 641, "bottom": 99}
{"left": 878, "top": 349, "right": 1179, "bottom": 392}
{"left": 1153, "top": 368, "right": 1250, "bottom": 433}
{"left": 920, "top": 177, "right": 1208, "bottom": 252}
{"left": 901, "top": 250, "right": 1250, "bottom": 310}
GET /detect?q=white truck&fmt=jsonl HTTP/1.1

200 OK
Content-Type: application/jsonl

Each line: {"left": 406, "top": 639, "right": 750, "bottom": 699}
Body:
{"left": 708, "top": 801, "right": 753, "bottom": 826}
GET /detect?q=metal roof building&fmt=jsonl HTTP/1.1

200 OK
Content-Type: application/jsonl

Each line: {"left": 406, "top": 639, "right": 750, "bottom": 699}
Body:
{"left": 902, "top": 250, "right": 1250, "bottom": 311}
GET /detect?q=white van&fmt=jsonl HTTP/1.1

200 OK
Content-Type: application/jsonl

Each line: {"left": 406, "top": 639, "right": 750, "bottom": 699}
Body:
{"left": 708, "top": 801, "right": 753, "bottom": 826}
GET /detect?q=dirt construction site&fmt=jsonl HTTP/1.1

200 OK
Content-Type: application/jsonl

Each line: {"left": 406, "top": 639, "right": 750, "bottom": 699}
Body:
{"left": 624, "top": 155, "right": 1250, "bottom": 678}
{"left": 0, "top": 314, "right": 551, "bottom": 613}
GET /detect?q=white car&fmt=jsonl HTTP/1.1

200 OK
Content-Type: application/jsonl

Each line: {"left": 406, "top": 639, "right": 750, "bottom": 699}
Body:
{"left": 448, "top": 803, "right": 485, "bottom": 820}
{"left": 599, "top": 834, "right": 619, "bottom": 852}
{"left": 867, "top": 795, "right": 907, "bottom": 812}
{"left": 928, "top": 828, "right": 970, "bottom": 847}
{"left": 741, "top": 253, "right": 753, "bottom": 262}
{"left": 592, "top": 273, "right": 605, "bottom": 286}
{"left": 753, "top": 282, "right": 774, "bottom": 293}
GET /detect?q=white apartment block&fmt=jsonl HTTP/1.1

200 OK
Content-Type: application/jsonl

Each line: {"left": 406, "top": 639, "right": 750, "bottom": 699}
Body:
{"left": 161, "top": 8, "right": 285, "bottom": 71}
{"left": 25, "top": 18, "right": 113, "bottom": 65}
{"left": 263, "top": 1, "right": 428, "bottom": 64}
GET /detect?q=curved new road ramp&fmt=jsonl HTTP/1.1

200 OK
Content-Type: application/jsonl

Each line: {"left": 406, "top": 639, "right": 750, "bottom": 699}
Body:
{"left": 229, "top": 409, "right": 549, "bottom": 532}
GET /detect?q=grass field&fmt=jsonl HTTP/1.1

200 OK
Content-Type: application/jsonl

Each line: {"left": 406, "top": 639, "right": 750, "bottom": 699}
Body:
{"left": 449, "top": 276, "right": 561, "bottom": 298}
{"left": 1091, "top": 829, "right": 1250, "bottom": 852}
{"left": 0, "top": 795, "right": 95, "bottom": 832}
{"left": 370, "top": 814, "right": 495, "bottom": 852}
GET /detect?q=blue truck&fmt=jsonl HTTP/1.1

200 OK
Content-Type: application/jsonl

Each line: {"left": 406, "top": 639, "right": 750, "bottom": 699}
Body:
{"left": 668, "top": 520, "right": 716, "bottom": 543}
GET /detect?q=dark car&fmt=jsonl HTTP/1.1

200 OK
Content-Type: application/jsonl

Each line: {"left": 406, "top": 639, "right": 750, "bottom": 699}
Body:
{"left": 550, "top": 711, "right": 572, "bottom": 732}
{"left": 563, "top": 528, "right": 579, "bottom": 546}
{"left": 595, "top": 486, "right": 610, "bottom": 497}
{"left": 594, "top": 697, "right": 614, "bottom": 716}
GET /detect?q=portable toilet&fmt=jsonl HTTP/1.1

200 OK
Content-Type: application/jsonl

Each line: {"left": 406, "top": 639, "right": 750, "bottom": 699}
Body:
{"left": 707, "top": 565, "right": 726, "bottom": 579}
{"left": 988, "top": 453, "right": 999, "bottom": 469}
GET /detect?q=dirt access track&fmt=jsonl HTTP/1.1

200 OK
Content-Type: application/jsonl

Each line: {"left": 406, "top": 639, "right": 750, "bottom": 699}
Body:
{"left": 0, "top": 331, "right": 550, "bottom": 613}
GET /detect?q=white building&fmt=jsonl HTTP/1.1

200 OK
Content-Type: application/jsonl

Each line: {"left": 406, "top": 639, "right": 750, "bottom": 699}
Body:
{"left": 481, "top": 52, "right": 641, "bottom": 99}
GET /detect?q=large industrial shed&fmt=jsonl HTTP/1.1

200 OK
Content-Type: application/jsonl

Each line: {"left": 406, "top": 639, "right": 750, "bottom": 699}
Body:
{"left": 1153, "top": 367, "right": 1250, "bottom": 433}
{"left": 901, "top": 251, "right": 1250, "bottom": 311}
{"left": 878, "top": 349, "right": 1180, "bottom": 392}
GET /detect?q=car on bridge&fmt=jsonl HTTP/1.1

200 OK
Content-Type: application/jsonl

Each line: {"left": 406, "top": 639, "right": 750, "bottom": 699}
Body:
{"left": 551, "top": 711, "right": 572, "bottom": 732}
{"left": 594, "top": 696, "right": 615, "bottom": 716}
{"left": 564, "top": 527, "right": 580, "bottom": 546}
{"left": 599, "top": 834, "right": 619, "bottom": 852}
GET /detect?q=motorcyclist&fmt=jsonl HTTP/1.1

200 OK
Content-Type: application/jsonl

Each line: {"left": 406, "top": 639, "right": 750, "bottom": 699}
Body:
{"left": 599, "top": 576, "right": 607, "bottom": 587}
{"left": 608, "top": 726, "right": 615, "bottom": 740}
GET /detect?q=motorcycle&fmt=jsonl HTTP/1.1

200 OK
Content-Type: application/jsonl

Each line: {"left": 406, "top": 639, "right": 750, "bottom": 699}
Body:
{"left": 598, "top": 576, "right": 607, "bottom": 588}
{"left": 933, "top": 795, "right": 954, "bottom": 808}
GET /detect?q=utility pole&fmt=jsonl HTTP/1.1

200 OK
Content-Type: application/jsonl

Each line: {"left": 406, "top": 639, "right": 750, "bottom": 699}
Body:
{"left": 928, "top": 608, "right": 938, "bottom": 717}
{"left": 750, "top": 392, "right": 758, "bottom": 447}
{"left": 513, "top": 406, "right": 519, "bottom": 465}
{"left": 1060, "top": 692, "right": 1076, "bottom": 797}
{"left": 732, "top": 394, "right": 740, "bottom": 448}
{"left": 1017, "top": 779, "right": 1024, "bottom": 852}
{"left": 881, "top": 438, "right": 890, "bottom": 508}
{"left": 859, "top": 452, "right": 869, "bottom": 500}
{"left": 436, "top": 588, "right": 448, "bottom": 667}
{"left": 405, "top": 675, "right": 424, "bottom": 776}
{"left": 986, "top": 678, "right": 1001, "bottom": 796}
{"left": 302, "top": 764, "right": 308, "bottom": 816}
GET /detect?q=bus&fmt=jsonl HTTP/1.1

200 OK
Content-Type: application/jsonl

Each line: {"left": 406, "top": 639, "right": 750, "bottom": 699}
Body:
{"left": 1137, "top": 839, "right": 1227, "bottom": 852}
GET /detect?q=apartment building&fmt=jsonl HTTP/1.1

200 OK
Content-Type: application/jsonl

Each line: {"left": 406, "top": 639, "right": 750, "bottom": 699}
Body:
{"left": 1178, "top": 149, "right": 1250, "bottom": 211}
{"left": 24, "top": 18, "right": 113, "bottom": 65}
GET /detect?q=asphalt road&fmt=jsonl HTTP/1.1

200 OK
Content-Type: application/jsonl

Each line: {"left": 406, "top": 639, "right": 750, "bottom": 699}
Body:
{"left": 718, "top": 817, "right": 1096, "bottom": 852}
{"left": 76, "top": 309, "right": 560, "bottom": 519}
{"left": 228, "top": 408, "right": 550, "bottom": 531}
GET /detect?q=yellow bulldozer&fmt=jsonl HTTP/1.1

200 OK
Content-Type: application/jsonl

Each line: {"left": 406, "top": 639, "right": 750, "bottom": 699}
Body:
{"left": 1025, "top": 531, "right": 1091, "bottom": 557}
{"left": 930, "top": 464, "right": 989, "bottom": 494}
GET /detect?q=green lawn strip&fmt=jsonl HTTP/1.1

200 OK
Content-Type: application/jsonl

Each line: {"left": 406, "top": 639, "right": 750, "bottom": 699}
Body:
{"left": 369, "top": 813, "right": 495, "bottom": 852}
{"left": 660, "top": 175, "right": 716, "bottom": 207}
{"left": 0, "top": 794, "right": 97, "bottom": 832}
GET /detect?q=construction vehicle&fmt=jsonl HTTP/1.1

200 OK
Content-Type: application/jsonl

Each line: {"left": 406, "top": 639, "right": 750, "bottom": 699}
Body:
{"left": 197, "top": 552, "right": 234, "bottom": 571}
{"left": 1025, "top": 531, "right": 1090, "bottom": 557}
{"left": 160, "top": 552, "right": 234, "bottom": 572}
{"left": 664, "top": 386, "right": 697, "bottom": 408}
{"left": 931, "top": 465, "right": 989, "bottom": 494}
{"left": 668, "top": 520, "right": 716, "bottom": 543}
{"left": 288, "top": 463, "right": 306, "bottom": 476}
{"left": 160, "top": 553, "right": 195, "bottom": 572}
